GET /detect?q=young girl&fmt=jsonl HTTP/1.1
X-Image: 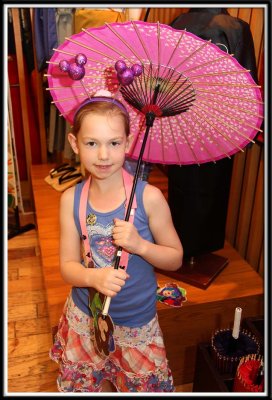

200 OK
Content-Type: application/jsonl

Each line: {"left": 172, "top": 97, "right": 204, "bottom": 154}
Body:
{"left": 49, "top": 92, "right": 183, "bottom": 393}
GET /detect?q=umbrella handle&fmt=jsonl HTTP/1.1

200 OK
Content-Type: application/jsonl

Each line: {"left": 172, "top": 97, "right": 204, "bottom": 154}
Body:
{"left": 102, "top": 296, "right": 112, "bottom": 317}
{"left": 101, "top": 103, "right": 158, "bottom": 318}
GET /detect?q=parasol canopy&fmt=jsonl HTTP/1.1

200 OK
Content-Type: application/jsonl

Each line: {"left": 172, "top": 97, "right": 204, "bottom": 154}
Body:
{"left": 46, "top": 20, "right": 263, "bottom": 166}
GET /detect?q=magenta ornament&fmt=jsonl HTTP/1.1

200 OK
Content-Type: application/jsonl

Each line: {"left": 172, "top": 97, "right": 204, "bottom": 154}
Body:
{"left": 131, "top": 63, "right": 143, "bottom": 77}
{"left": 115, "top": 60, "right": 127, "bottom": 74}
{"left": 59, "top": 59, "right": 70, "bottom": 72}
{"left": 117, "top": 68, "right": 134, "bottom": 85}
{"left": 75, "top": 53, "right": 87, "bottom": 66}
{"left": 68, "top": 63, "right": 85, "bottom": 80}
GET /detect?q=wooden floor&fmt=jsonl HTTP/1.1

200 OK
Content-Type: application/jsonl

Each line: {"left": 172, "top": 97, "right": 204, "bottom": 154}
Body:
{"left": 7, "top": 183, "right": 192, "bottom": 393}
{"left": 8, "top": 226, "right": 59, "bottom": 393}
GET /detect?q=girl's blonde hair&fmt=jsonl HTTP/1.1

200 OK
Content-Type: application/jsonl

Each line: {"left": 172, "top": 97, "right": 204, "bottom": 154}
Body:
{"left": 73, "top": 98, "right": 130, "bottom": 136}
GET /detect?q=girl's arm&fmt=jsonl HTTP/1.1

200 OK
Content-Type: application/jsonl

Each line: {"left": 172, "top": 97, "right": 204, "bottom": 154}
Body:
{"left": 112, "top": 184, "right": 183, "bottom": 271}
{"left": 59, "top": 187, "right": 129, "bottom": 297}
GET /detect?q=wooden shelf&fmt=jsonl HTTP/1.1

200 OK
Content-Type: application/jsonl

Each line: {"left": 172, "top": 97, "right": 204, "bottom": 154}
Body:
{"left": 31, "top": 163, "right": 264, "bottom": 386}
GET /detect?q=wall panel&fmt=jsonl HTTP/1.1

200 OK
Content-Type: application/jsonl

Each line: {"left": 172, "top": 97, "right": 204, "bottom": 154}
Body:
{"left": 234, "top": 144, "right": 262, "bottom": 258}
{"left": 246, "top": 147, "right": 264, "bottom": 273}
{"left": 226, "top": 7, "right": 264, "bottom": 274}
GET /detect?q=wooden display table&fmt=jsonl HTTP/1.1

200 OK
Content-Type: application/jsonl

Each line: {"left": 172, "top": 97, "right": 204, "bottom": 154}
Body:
{"left": 31, "top": 164, "right": 264, "bottom": 386}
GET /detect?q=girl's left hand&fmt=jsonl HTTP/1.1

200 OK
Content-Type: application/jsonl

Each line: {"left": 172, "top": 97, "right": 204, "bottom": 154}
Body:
{"left": 112, "top": 218, "right": 143, "bottom": 254}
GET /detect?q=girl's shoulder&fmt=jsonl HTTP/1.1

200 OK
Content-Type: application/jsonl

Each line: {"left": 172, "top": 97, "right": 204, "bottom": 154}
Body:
{"left": 60, "top": 179, "right": 86, "bottom": 206}
{"left": 60, "top": 184, "right": 76, "bottom": 206}
{"left": 143, "top": 182, "right": 164, "bottom": 199}
{"left": 142, "top": 182, "right": 166, "bottom": 214}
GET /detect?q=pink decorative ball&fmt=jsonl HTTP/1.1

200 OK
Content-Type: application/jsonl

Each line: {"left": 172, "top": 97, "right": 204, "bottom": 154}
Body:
{"left": 68, "top": 63, "right": 85, "bottom": 80}
{"left": 75, "top": 53, "right": 87, "bottom": 66}
{"left": 115, "top": 60, "right": 127, "bottom": 74}
{"left": 59, "top": 60, "right": 70, "bottom": 72}
{"left": 117, "top": 68, "right": 134, "bottom": 85}
{"left": 131, "top": 63, "right": 143, "bottom": 77}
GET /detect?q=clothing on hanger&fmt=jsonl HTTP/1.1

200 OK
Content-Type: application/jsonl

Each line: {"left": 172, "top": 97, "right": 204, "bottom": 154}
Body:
{"left": 33, "top": 8, "right": 58, "bottom": 72}
{"left": 74, "top": 8, "right": 126, "bottom": 33}
{"left": 48, "top": 9, "right": 75, "bottom": 157}
{"left": 171, "top": 8, "right": 258, "bottom": 82}
{"left": 167, "top": 8, "right": 259, "bottom": 258}
{"left": 56, "top": 8, "right": 74, "bottom": 45}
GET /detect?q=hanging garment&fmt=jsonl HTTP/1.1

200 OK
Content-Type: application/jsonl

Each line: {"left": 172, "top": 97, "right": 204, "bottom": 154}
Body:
{"left": 19, "top": 9, "right": 35, "bottom": 73}
{"left": 47, "top": 9, "right": 74, "bottom": 156}
{"left": 56, "top": 9, "right": 75, "bottom": 156}
{"left": 34, "top": 8, "right": 58, "bottom": 72}
{"left": 126, "top": 8, "right": 143, "bottom": 20}
{"left": 74, "top": 8, "right": 126, "bottom": 33}
{"left": 171, "top": 8, "right": 258, "bottom": 82}
{"left": 33, "top": 8, "right": 59, "bottom": 157}
{"left": 56, "top": 8, "right": 74, "bottom": 44}
{"left": 168, "top": 8, "right": 259, "bottom": 258}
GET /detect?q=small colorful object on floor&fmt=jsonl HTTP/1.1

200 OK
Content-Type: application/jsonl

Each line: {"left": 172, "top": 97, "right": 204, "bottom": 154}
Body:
{"left": 156, "top": 282, "right": 187, "bottom": 307}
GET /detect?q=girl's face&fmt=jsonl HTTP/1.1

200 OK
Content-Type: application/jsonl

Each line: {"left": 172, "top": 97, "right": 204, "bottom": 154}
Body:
{"left": 69, "top": 112, "right": 132, "bottom": 179}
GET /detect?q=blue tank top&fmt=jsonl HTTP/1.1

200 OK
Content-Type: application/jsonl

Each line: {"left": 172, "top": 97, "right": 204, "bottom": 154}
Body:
{"left": 72, "top": 178, "right": 157, "bottom": 327}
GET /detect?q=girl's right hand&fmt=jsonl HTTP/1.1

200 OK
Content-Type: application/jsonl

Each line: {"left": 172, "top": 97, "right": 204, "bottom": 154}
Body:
{"left": 92, "top": 267, "right": 129, "bottom": 298}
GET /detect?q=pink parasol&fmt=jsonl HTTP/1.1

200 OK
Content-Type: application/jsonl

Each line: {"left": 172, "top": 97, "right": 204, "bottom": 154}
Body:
{"left": 46, "top": 20, "right": 263, "bottom": 166}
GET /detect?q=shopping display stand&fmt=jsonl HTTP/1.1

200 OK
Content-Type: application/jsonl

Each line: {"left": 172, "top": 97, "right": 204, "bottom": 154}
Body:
{"left": 192, "top": 316, "right": 264, "bottom": 392}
